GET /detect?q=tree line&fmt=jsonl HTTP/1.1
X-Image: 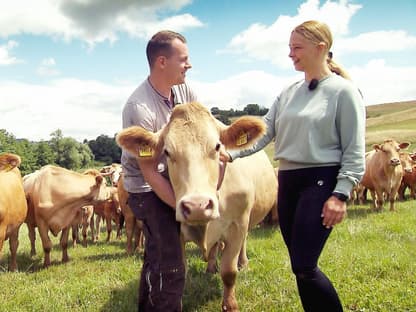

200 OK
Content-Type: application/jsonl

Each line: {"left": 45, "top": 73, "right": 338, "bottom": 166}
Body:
{"left": 211, "top": 103, "right": 268, "bottom": 124}
{"left": 0, "top": 129, "right": 121, "bottom": 176}
{"left": 0, "top": 104, "right": 268, "bottom": 175}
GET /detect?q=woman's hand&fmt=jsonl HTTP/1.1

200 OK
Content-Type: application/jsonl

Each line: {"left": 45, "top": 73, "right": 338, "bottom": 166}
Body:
{"left": 321, "top": 196, "right": 347, "bottom": 228}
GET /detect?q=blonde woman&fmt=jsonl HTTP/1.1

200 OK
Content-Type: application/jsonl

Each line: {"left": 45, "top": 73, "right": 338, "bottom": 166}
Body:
{"left": 222, "top": 20, "right": 365, "bottom": 311}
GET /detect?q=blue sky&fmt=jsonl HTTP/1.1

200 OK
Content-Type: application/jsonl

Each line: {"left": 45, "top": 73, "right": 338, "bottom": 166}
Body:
{"left": 1, "top": 0, "right": 415, "bottom": 142}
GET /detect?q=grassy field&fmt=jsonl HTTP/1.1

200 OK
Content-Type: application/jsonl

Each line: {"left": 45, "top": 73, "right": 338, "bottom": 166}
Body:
{"left": 1, "top": 201, "right": 415, "bottom": 312}
{"left": 1, "top": 100, "right": 415, "bottom": 311}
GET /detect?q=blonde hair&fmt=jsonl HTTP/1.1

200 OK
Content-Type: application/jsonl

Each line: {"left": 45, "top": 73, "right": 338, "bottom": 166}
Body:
{"left": 293, "top": 20, "right": 351, "bottom": 80}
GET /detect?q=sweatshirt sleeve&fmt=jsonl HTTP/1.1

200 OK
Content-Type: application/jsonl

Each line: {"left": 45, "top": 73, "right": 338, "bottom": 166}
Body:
{"left": 228, "top": 96, "right": 278, "bottom": 161}
{"left": 333, "top": 85, "right": 366, "bottom": 196}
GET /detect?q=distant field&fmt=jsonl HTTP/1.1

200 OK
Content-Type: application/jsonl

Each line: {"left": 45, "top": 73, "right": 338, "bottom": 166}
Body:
{"left": 365, "top": 100, "right": 416, "bottom": 150}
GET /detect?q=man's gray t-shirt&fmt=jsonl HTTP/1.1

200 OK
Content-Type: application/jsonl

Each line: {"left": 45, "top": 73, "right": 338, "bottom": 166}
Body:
{"left": 121, "top": 79, "right": 197, "bottom": 193}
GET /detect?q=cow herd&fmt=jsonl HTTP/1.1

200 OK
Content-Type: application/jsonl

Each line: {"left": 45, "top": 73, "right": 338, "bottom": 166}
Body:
{"left": 350, "top": 139, "right": 416, "bottom": 211}
{"left": 1, "top": 104, "right": 415, "bottom": 311}
{"left": 0, "top": 158, "right": 144, "bottom": 272}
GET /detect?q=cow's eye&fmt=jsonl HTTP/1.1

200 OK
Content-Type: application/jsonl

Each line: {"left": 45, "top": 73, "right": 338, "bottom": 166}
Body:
{"left": 215, "top": 143, "right": 221, "bottom": 152}
{"left": 164, "top": 149, "right": 170, "bottom": 158}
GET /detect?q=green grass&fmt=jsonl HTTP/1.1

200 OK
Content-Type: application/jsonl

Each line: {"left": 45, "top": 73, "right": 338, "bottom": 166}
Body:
{"left": 1, "top": 201, "right": 415, "bottom": 311}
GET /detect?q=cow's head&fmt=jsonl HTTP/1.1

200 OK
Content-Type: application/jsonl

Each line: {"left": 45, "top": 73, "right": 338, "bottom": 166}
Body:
{"left": 0, "top": 153, "right": 21, "bottom": 172}
{"left": 116, "top": 102, "right": 266, "bottom": 225}
{"left": 83, "top": 169, "right": 111, "bottom": 202}
{"left": 399, "top": 152, "right": 414, "bottom": 174}
{"left": 373, "top": 139, "right": 410, "bottom": 167}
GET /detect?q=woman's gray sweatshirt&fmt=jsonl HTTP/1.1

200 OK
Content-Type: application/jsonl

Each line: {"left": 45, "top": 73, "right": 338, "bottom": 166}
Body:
{"left": 228, "top": 74, "right": 366, "bottom": 197}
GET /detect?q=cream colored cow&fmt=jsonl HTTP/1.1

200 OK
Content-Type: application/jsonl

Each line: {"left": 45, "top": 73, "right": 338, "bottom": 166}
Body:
{"left": 0, "top": 153, "right": 28, "bottom": 271}
{"left": 23, "top": 165, "right": 111, "bottom": 267}
{"left": 117, "top": 101, "right": 277, "bottom": 311}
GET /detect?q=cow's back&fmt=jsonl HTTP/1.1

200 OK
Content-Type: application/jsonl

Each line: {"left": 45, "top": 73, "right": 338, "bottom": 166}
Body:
{"left": 222, "top": 150, "right": 277, "bottom": 228}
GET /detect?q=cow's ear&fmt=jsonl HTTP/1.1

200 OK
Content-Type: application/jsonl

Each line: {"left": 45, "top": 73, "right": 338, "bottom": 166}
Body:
{"left": 399, "top": 142, "right": 410, "bottom": 150}
{"left": 95, "top": 175, "right": 104, "bottom": 185}
{"left": 220, "top": 116, "right": 266, "bottom": 150}
{"left": 373, "top": 144, "right": 381, "bottom": 151}
{"left": 116, "top": 126, "right": 160, "bottom": 159}
{"left": 0, "top": 153, "right": 21, "bottom": 171}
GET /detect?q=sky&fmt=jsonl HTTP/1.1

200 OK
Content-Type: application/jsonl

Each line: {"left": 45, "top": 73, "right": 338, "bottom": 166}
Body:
{"left": 1, "top": 0, "right": 415, "bottom": 142}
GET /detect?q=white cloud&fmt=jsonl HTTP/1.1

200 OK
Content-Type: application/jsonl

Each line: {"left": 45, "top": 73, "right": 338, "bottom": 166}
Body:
{"left": 37, "top": 58, "right": 60, "bottom": 77}
{"left": 222, "top": 0, "right": 361, "bottom": 69}
{"left": 337, "top": 30, "right": 416, "bottom": 53}
{"left": 191, "top": 71, "right": 295, "bottom": 110}
{"left": 0, "top": 40, "right": 22, "bottom": 65}
{"left": 350, "top": 59, "right": 416, "bottom": 105}
{"left": 0, "top": 0, "right": 203, "bottom": 46}
{"left": 0, "top": 79, "right": 133, "bottom": 141}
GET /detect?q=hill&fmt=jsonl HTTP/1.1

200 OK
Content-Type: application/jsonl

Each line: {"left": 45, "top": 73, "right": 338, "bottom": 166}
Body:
{"left": 365, "top": 100, "right": 416, "bottom": 149}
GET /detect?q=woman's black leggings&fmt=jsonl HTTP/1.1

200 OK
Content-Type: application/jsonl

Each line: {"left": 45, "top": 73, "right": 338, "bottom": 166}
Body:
{"left": 278, "top": 166, "right": 343, "bottom": 312}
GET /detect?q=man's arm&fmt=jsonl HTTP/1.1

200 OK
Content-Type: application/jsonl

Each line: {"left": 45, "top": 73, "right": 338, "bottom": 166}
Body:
{"left": 138, "top": 158, "right": 176, "bottom": 209}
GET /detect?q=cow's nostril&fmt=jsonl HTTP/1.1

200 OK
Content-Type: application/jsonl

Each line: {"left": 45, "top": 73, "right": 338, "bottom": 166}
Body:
{"left": 182, "top": 206, "right": 191, "bottom": 219}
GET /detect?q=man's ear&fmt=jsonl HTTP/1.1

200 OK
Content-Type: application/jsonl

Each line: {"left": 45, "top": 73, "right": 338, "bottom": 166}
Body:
{"left": 156, "top": 55, "right": 167, "bottom": 69}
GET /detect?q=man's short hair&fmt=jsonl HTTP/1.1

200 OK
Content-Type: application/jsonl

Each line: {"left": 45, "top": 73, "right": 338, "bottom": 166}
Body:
{"left": 146, "top": 30, "right": 187, "bottom": 68}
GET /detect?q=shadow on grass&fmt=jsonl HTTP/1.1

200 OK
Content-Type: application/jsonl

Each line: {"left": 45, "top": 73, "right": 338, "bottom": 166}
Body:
{"left": 97, "top": 259, "right": 222, "bottom": 312}
{"left": 0, "top": 252, "right": 43, "bottom": 273}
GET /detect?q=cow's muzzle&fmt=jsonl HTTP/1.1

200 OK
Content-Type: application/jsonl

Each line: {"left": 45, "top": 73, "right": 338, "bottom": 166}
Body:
{"left": 178, "top": 194, "right": 219, "bottom": 224}
{"left": 390, "top": 158, "right": 400, "bottom": 166}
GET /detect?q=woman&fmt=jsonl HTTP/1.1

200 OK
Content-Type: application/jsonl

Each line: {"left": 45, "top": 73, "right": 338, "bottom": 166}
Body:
{"left": 222, "top": 20, "right": 365, "bottom": 311}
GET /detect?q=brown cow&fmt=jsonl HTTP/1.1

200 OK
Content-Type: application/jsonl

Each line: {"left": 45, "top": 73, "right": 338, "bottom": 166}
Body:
{"left": 398, "top": 152, "right": 416, "bottom": 200}
{"left": 100, "top": 163, "right": 122, "bottom": 186}
{"left": 93, "top": 186, "right": 123, "bottom": 242}
{"left": 71, "top": 205, "right": 95, "bottom": 247}
{"left": 360, "top": 139, "right": 410, "bottom": 211}
{"left": 23, "top": 165, "right": 111, "bottom": 267}
{"left": 116, "top": 101, "right": 277, "bottom": 311}
{"left": 117, "top": 174, "right": 144, "bottom": 255}
{"left": 0, "top": 153, "right": 28, "bottom": 271}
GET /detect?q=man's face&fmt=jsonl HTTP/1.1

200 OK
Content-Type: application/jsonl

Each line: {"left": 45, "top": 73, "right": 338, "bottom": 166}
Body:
{"left": 165, "top": 38, "right": 192, "bottom": 85}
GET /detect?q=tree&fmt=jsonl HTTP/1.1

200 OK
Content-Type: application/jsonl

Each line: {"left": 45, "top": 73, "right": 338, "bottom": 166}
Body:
{"left": 34, "top": 141, "right": 55, "bottom": 167}
{"left": 88, "top": 134, "right": 121, "bottom": 164}
{"left": 243, "top": 104, "right": 260, "bottom": 115}
{"left": 49, "top": 129, "right": 94, "bottom": 170}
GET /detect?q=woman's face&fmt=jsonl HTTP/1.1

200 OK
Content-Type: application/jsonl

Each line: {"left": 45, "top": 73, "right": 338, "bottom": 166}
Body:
{"left": 288, "top": 31, "right": 320, "bottom": 73}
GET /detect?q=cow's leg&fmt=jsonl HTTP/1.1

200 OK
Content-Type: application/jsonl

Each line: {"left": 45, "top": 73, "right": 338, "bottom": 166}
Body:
{"left": 398, "top": 182, "right": 406, "bottom": 201}
{"left": 105, "top": 217, "right": 112, "bottom": 242}
{"left": 8, "top": 227, "right": 20, "bottom": 272}
{"left": 238, "top": 234, "right": 249, "bottom": 270}
{"left": 95, "top": 215, "right": 101, "bottom": 241}
{"left": 116, "top": 214, "right": 124, "bottom": 240}
{"left": 206, "top": 242, "right": 220, "bottom": 273}
{"left": 71, "top": 224, "right": 78, "bottom": 248}
{"left": 82, "top": 221, "right": 88, "bottom": 247}
{"left": 37, "top": 220, "right": 53, "bottom": 267}
{"left": 27, "top": 223, "right": 37, "bottom": 256}
{"left": 125, "top": 216, "right": 135, "bottom": 255}
{"left": 411, "top": 186, "right": 416, "bottom": 199}
{"left": 0, "top": 224, "right": 6, "bottom": 267}
{"left": 89, "top": 215, "right": 95, "bottom": 242}
{"left": 220, "top": 225, "right": 247, "bottom": 312}
{"left": 60, "top": 226, "right": 70, "bottom": 263}
{"left": 135, "top": 220, "right": 144, "bottom": 251}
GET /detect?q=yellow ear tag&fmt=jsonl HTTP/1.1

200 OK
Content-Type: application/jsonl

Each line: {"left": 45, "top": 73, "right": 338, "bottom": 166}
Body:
{"left": 138, "top": 145, "right": 154, "bottom": 157}
{"left": 236, "top": 132, "right": 248, "bottom": 146}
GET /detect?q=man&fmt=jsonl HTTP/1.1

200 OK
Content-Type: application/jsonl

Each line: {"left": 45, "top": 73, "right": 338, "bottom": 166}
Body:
{"left": 121, "top": 30, "right": 197, "bottom": 311}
